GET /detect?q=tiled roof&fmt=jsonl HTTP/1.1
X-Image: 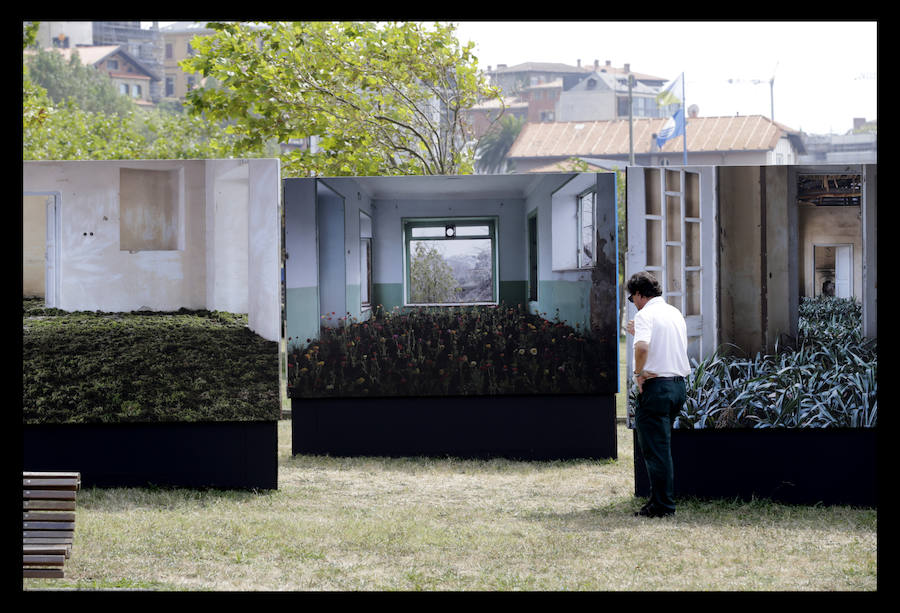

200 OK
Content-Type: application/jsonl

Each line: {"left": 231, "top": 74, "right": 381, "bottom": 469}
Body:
{"left": 43, "top": 45, "right": 160, "bottom": 80}
{"left": 507, "top": 115, "right": 796, "bottom": 159}
{"left": 492, "top": 61, "right": 666, "bottom": 82}
{"left": 51, "top": 45, "right": 120, "bottom": 66}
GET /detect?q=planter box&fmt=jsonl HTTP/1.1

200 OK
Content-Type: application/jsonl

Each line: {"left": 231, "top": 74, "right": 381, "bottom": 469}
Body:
{"left": 23, "top": 420, "right": 278, "bottom": 490}
{"left": 633, "top": 427, "right": 876, "bottom": 507}
{"left": 293, "top": 394, "right": 616, "bottom": 460}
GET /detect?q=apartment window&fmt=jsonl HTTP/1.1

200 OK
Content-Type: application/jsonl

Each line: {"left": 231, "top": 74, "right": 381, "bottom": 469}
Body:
{"left": 132, "top": 84, "right": 142, "bottom": 98}
{"left": 165, "top": 43, "right": 173, "bottom": 59}
{"left": 165, "top": 77, "right": 175, "bottom": 97}
{"left": 119, "top": 83, "right": 130, "bottom": 96}
{"left": 403, "top": 218, "right": 497, "bottom": 305}
{"left": 187, "top": 76, "right": 195, "bottom": 91}
{"left": 107, "top": 59, "right": 119, "bottom": 70}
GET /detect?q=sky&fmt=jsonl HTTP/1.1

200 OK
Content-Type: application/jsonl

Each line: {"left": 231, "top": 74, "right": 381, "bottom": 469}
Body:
{"left": 145, "top": 20, "right": 877, "bottom": 135}
{"left": 452, "top": 21, "right": 877, "bottom": 135}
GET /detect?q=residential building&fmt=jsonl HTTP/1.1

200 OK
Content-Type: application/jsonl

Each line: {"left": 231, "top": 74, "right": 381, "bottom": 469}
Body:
{"left": 469, "top": 59, "right": 672, "bottom": 143}
{"left": 159, "top": 22, "right": 215, "bottom": 101}
{"left": 486, "top": 59, "right": 665, "bottom": 96}
{"left": 506, "top": 114, "right": 805, "bottom": 171}
{"left": 42, "top": 45, "right": 160, "bottom": 107}
{"left": 466, "top": 97, "right": 529, "bottom": 140}
{"left": 556, "top": 68, "right": 669, "bottom": 123}
{"left": 92, "top": 22, "right": 164, "bottom": 103}
{"left": 798, "top": 118, "right": 877, "bottom": 164}
{"left": 34, "top": 21, "right": 93, "bottom": 49}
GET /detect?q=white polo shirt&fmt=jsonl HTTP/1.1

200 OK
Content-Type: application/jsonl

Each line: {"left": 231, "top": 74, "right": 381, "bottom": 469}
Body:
{"left": 632, "top": 296, "right": 691, "bottom": 377}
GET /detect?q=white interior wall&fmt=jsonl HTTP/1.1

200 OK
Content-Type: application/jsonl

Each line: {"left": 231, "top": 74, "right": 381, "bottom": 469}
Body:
{"left": 22, "top": 159, "right": 281, "bottom": 342}
{"left": 206, "top": 160, "right": 249, "bottom": 314}
{"left": 371, "top": 195, "right": 527, "bottom": 287}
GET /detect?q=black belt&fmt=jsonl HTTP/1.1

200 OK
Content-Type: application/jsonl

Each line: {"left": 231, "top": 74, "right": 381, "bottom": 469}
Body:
{"left": 645, "top": 376, "right": 685, "bottom": 382}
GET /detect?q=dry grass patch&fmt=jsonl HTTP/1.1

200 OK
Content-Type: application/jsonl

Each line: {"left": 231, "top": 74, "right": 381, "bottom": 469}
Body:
{"left": 24, "top": 422, "right": 875, "bottom": 591}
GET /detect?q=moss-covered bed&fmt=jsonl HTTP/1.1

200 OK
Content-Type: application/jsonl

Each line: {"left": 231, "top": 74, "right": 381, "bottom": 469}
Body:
{"left": 23, "top": 298, "right": 280, "bottom": 425}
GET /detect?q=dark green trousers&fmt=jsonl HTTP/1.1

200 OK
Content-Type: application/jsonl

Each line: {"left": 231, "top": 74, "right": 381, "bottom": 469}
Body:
{"left": 634, "top": 377, "right": 686, "bottom": 512}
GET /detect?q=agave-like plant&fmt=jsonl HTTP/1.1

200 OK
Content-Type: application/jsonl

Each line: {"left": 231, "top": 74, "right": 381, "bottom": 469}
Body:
{"left": 658, "top": 296, "right": 876, "bottom": 429}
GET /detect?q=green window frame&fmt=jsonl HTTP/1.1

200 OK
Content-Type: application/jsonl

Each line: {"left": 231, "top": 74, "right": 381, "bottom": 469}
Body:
{"left": 403, "top": 217, "right": 498, "bottom": 306}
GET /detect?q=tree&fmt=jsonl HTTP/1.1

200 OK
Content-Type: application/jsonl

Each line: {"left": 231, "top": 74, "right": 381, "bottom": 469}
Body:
{"left": 409, "top": 242, "right": 461, "bottom": 304}
{"left": 475, "top": 113, "right": 524, "bottom": 174}
{"left": 25, "top": 47, "right": 136, "bottom": 116}
{"left": 180, "top": 21, "right": 501, "bottom": 177}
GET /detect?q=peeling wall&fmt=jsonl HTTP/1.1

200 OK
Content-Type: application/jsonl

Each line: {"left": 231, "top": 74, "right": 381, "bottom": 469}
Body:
{"left": 798, "top": 204, "right": 863, "bottom": 299}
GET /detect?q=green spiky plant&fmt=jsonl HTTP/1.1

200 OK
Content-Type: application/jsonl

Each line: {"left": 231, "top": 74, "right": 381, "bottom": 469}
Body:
{"left": 629, "top": 296, "right": 876, "bottom": 429}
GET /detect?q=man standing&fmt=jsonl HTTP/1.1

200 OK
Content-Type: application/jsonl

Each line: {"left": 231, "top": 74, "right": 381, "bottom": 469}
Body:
{"left": 626, "top": 271, "right": 691, "bottom": 518}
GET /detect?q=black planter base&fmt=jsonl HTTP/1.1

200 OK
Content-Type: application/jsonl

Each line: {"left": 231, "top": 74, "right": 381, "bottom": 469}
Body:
{"left": 292, "top": 394, "right": 616, "bottom": 460}
{"left": 633, "top": 427, "right": 876, "bottom": 507}
{"left": 23, "top": 420, "right": 278, "bottom": 490}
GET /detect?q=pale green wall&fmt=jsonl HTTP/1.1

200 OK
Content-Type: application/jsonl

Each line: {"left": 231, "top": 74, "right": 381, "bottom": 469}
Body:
{"left": 534, "top": 279, "right": 592, "bottom": 332}
{"left": 285, "top": 286, "right": 318, "bottom": 350}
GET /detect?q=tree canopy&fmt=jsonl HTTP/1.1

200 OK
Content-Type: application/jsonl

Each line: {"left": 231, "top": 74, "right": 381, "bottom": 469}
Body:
{"left": 181, "top": 21, "right": 501, "bottom": 177}
{"left": 22, "top": 23, "right": 236, "bottom": 162}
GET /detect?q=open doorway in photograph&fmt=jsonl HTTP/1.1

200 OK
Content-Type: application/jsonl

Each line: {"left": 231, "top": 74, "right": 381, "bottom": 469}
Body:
{"left": 23, "top": 192, "right": 59, "bottom": 309}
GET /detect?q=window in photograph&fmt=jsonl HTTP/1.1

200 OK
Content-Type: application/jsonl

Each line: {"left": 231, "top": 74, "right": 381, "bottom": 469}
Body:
{"left": 528, "top": 212, "right": 538, "bottom": 302}
{"left": 403, "top": 218, "right": 497, "bottom": 305}
{"left": 577, "top": 187, "right": 596, "bottom": 268}
{"left": 360, "top": 211, "right": 373, "bottom": 310}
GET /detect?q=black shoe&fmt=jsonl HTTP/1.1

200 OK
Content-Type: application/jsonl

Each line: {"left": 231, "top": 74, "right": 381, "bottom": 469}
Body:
{"left": 634, "top": 504, "right": 675, "bottom": 518}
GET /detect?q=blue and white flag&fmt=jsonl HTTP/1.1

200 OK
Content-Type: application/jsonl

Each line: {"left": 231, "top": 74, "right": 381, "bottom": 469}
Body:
{"left": 655, "top": 73, "right": 684, "bottom": 109}
{"left": 655, "top": 72, "right": 687, "bottom": 161}
{"left": 656, "top": 108, "right": 685, "bottom": 149}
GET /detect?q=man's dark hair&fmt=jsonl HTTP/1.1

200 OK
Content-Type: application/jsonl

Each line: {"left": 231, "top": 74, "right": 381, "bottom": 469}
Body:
{"left": 626, "top": 271, "right": 662, "bottom": 298}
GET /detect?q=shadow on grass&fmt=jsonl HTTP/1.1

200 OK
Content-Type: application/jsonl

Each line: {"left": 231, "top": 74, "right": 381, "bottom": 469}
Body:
{"left": 76, "top": 485, "right": 278, "bottom": 512}
{"left": 283, "top": 453, "right": 620, "bottom": 475}
{"left": 524, "top": 495, "right": 877, "bottom": 531}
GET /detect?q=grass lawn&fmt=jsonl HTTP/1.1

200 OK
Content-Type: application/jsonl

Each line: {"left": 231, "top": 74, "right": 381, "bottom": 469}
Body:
{"left": 23, "top": 420, "right": 876, "bottom": 591}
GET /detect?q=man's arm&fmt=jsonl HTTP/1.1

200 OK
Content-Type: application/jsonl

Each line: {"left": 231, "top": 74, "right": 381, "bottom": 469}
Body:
{"left": 633, "top": 340, "right": 649, "bottom": 392}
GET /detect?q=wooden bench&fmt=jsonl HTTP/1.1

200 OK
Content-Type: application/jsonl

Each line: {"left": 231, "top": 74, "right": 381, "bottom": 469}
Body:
{"left": 23, "top": 471, "right": 81, "bottom": 579}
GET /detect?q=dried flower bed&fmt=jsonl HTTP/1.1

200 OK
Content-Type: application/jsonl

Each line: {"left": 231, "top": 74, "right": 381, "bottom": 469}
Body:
{"left": 288, "top": 305, "right": 612, "bottom": 397}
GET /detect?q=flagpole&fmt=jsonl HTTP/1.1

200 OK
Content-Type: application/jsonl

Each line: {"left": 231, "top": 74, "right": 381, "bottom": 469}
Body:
{"left": 681, "top": 72, "right": 687, "bottom": 165}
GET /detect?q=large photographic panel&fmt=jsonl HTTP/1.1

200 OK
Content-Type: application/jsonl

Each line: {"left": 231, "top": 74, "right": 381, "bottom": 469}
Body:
{"left": 283, "top": 173, "right": 620, "bottom": 400}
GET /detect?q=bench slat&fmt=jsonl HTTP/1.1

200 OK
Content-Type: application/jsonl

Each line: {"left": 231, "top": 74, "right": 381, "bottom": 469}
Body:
{"left": 23, "top": 521, "right": 75, "bottom": 531}
{"left": 23, "top": 530, "right": 74, "bottom": 540}
{"left": 24, "top": 568, "right": 65, "bottom": 579}
{"left": 24, "top": 500, "right": 77, "bottom": 511}
{"left": 23, "top": 478, "right": 80, "bottom": 489}
{"left": 23, "top": 544, "right": 70, "bottom": 554}
{"left": 24, "top": 471, "right": 80, "bottom": 479}
{"left": 23, "top": 490, "right": 77, "bottom": 501}
{"left": 23, "top": 555, "right": 66, "bottom": 567}
{"left": 24, "top": 538, "right": 73, "bottom": 550}
{"left": 23, "top": 512, "right": 76, "bottom": 522}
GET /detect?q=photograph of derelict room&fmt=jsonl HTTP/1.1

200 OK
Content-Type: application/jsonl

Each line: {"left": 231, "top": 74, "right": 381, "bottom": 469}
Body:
{"left": 283, "top": 173, "right": 620, "bottom": 399}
